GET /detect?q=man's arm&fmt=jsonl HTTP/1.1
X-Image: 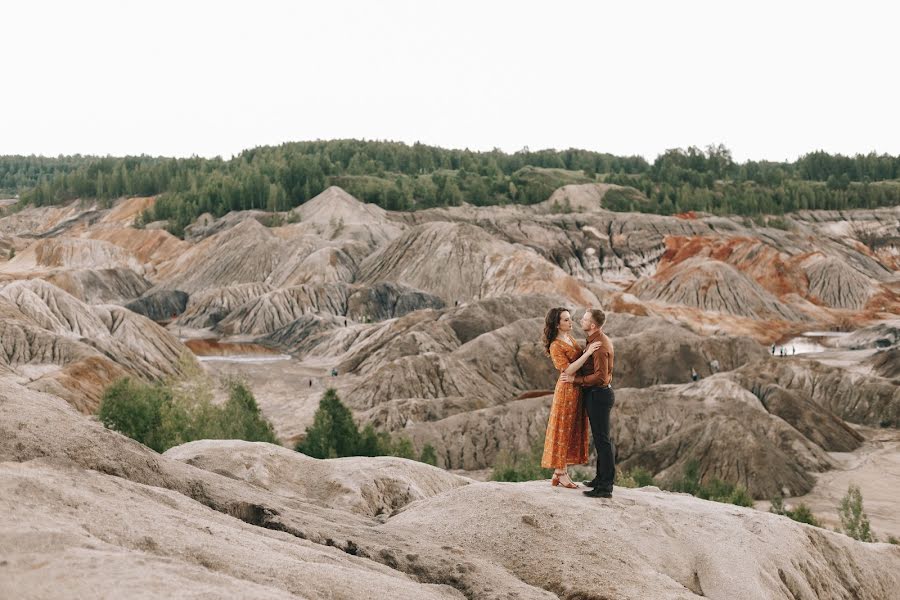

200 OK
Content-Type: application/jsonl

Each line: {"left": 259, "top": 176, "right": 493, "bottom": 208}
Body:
{"left": 574, "top": 349, "right": 609, "bottom": 386}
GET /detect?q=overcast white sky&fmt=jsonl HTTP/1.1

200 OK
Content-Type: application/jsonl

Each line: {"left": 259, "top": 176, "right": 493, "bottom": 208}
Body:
{"left": 2, "top": 0, "right": 898, "bottom": 163}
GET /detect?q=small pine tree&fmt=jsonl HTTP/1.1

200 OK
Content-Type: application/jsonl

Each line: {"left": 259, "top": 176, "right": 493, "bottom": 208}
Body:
{"left": 220, "top": 381, "right": 278, "bottom": 444}
{"left": 838, "top": 484, "right": 874, "bottom": 542}
{"left": 296, "top": 388, "right": 360, "bottom": 458}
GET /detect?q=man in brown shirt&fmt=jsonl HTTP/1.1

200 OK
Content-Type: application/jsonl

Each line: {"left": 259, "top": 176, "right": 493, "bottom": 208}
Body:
{"left": 561, "top": 307, "right": 616, "bottom": 498}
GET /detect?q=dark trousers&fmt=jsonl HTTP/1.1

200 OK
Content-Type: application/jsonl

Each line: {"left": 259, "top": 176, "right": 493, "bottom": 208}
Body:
{"left": 585, "top": 386, "right": 616, "bottom": 491}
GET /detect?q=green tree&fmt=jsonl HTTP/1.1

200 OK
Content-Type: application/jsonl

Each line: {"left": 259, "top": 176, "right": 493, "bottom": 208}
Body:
{"left": 97, "top": 378, "right": 171, "bottom": 452}
{"left": 838, "top": 484, "right": 874, "bottom": 542}
{"left": 296, "top": 388, "right": 360, "bottom": 458}
{"left": 219, "top": 380, "right": 278, "bottom": 444}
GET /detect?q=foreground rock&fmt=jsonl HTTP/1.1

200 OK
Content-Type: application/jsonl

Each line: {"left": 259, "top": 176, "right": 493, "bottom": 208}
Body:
{"left": 1, "top": 382, "right": 898, "bottom": 600}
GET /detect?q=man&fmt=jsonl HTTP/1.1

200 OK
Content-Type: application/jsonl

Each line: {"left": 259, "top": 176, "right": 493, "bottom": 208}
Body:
{"left": 561, "top": 307, "right": 615, "bottom": 498}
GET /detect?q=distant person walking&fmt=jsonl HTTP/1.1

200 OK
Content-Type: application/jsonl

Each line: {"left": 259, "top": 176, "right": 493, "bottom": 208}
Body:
{"left": 540, "top": 308, "right": 601, "bottom": 489}
{"left": 691, "top": 367, "right": 699, "bottom": 382}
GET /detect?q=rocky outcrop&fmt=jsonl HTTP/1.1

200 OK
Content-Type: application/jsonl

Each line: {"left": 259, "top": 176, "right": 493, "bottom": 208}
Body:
{"left": 88, "top": 227, "right": 191, "bottom": 274}
{"left": 867, "top": 348, "right": 900, "bottom": 379}
{"left": 0, "top": 279, "right": 193, "bottom": 410}
{"left": 837, "top": 318, "right": 900, "bottom": 349}
{"left": 125, "top": 289, "right": 190, "bottom": 322}
{"left": 290, "top": 186, "right": 405, "bottom": 247}
{"left": 183, "top": 209, "right": 274, "bottom": 241}
{"left": 604, "top": 313, "right": 769, "bottom": 385}
{"left": 43, "top": 267, "right": 151, "bottom": 304}
{"left": 630, "top": 257, "right": 808, "bottom": 321}
{"left": 804, "top": 256, "right": 874, "bottom": 309}
{"left": 164, "top": 440, "right": 470, "bottom": 518}
{"left": 158, "top": 219, "right": 289, "bottom": 293}
{"left": 358, "top": 221, "right": 599, "bottom": 305}
{"left": 0, "top": 237, "right": 144, "bottom": 273}
{"left": 216, "top": 282, "right": 444, "bottom": 336}
{"left": 177, "top": 282, "right": 275, "bottom": 329}
{"left": 7, "top": 384, "right": 896, "bottom": 600}
{"left": 732, "top": 358, "right": 900, "bottom": 428}
{"left": 266, "top": 244, "right": 358, "bottom": 286}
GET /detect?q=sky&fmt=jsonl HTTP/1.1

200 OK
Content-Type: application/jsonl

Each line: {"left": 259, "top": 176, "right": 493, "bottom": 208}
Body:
{"left": 2, "top": 0, "right": 898, "bottom": 163}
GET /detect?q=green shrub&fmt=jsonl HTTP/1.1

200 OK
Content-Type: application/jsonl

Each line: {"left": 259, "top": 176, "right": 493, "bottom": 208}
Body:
{"left": 770, "top": 495, "right": 820, "bottom": 526}
{"left": 838, "top": 484, "right": 874, "bottom": 542}
{"left": 98, "top": 378, "right": 170, "bottom": 452}
{"left": 668, "top": 460, "right": 753, "bottom": 507}
{"left": 296, "top": 389, "right": 426, "bottom": 462}
{"left": 419, "top": 444, "right": 438, "bottom": 466}
{"left": 616, "top": 467, "right": 657, "bottom": 488}
{"left": 491, "top": 437, "right": 554, "bottom": 482}
{"left": 97, "top": 376, "right": 277, "bottom": 452}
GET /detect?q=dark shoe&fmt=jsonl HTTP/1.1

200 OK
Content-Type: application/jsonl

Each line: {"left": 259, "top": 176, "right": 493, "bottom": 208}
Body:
{"left": 583, "top": 487, "right": 612, "bottom": 498}
{"left": 582, "top": 479, "right": 599, "bottom": 487}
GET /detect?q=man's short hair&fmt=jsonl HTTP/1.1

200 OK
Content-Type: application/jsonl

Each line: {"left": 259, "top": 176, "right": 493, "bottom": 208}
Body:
{"left": 586, "top": 307, "right": 606, "bottom": 328}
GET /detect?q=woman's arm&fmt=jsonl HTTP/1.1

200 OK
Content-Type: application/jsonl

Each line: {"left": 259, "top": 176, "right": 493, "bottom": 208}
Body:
{"left": 561, "top": 341, "right": 602, "bottom": 375}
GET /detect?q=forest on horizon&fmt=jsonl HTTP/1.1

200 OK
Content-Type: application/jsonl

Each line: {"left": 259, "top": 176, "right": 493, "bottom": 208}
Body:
{"left": 2, "top": 140, "right": 899, "bottom": 237}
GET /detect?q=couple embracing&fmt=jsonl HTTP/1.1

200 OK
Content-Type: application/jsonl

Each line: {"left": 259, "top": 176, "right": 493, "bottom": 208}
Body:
{"left": 541, "top": 307, "right": 616, "bottom": 498}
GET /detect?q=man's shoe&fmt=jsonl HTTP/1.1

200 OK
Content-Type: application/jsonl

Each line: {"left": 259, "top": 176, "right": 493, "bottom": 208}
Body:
{"left": 583, "top": 487, "right": 612, "bottom": 498}
{"left": 582, "top": 479, "right": 599, "bottom": 488}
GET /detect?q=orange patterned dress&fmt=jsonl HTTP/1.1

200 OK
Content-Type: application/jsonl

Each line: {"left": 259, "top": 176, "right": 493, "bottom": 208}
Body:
{"left": 541, "top": 337, "right": 590, "bottom": 469}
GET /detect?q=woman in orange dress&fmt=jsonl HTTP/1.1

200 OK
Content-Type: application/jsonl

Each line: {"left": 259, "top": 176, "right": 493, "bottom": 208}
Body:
{"left": 540, "top": 307, "right": 601, "bottom": 488}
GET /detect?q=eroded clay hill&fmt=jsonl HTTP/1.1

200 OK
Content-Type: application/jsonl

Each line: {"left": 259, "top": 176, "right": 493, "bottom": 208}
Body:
{"left": 0, "top": 187, "right": 897, "bottom": 506}
{"left": 2, "top": 384, "right": 898, "bottom": 600}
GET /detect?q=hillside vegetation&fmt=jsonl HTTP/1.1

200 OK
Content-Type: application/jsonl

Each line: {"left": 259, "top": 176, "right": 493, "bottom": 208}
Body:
{"left": 2, "top": 141, "right": 899, "bottom": 237}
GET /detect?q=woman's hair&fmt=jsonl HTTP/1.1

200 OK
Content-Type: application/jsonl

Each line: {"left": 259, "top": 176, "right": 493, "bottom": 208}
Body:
{"left": 542, "top": 307, "right": 569, "bottom": 355}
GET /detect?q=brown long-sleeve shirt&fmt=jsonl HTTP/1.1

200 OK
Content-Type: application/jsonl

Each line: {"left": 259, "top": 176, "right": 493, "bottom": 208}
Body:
{"left": 574, "top": 329, "right": 614, "bottom": 387}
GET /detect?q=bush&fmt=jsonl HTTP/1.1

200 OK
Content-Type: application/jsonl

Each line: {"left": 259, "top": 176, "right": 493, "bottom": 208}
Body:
{"left": 669, "top": 460, "right": 753, "bottom": 507}
{"left": 491, "top": 438, "right": 553, "bottom": 482}
{"left": 838, "top": 484, "right": 874, "bottom": 542}
{"left": 98, "top": 376, "right": 278, "bottom": 452}
{"left": 491, "top": 439, "right": 553, "bottom": 481}
{"left": 419, "top": 444, "right": 438, "bottom": 466}
{"left": 616, "top": 467, "right": 657, "bottom": 488}
{"left": 770, "top": 495, "right": 821, "bottom": 527}
{"left": 296, "top": 389, "right": 425, "bottom": 462}
{"left": 98, "top": 378, "right": 170, "bottom": 452}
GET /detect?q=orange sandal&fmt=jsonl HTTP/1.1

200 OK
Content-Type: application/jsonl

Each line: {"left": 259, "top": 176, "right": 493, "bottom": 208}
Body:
{"left": 551, "top": 472, "right": 578, "bottom": 489}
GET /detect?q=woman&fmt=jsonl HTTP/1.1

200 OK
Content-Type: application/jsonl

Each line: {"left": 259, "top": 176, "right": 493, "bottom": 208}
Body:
{"left": 540, "top": 307, "right": 601, "bottom": 488}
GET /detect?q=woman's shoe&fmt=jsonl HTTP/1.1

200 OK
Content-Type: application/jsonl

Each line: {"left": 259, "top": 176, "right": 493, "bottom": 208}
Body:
{"left": 552, "top": 472, "right": 578, "bottom": 489}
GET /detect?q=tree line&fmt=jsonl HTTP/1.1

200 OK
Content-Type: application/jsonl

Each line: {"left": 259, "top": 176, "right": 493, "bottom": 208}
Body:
{"left": 2, "top": 141, "right": 898, "bottom": 237}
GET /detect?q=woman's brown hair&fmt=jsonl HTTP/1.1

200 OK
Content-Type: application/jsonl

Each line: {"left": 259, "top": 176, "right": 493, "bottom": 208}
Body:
{"left": 542, "top": 307, "right": 569, "bottom": 355}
